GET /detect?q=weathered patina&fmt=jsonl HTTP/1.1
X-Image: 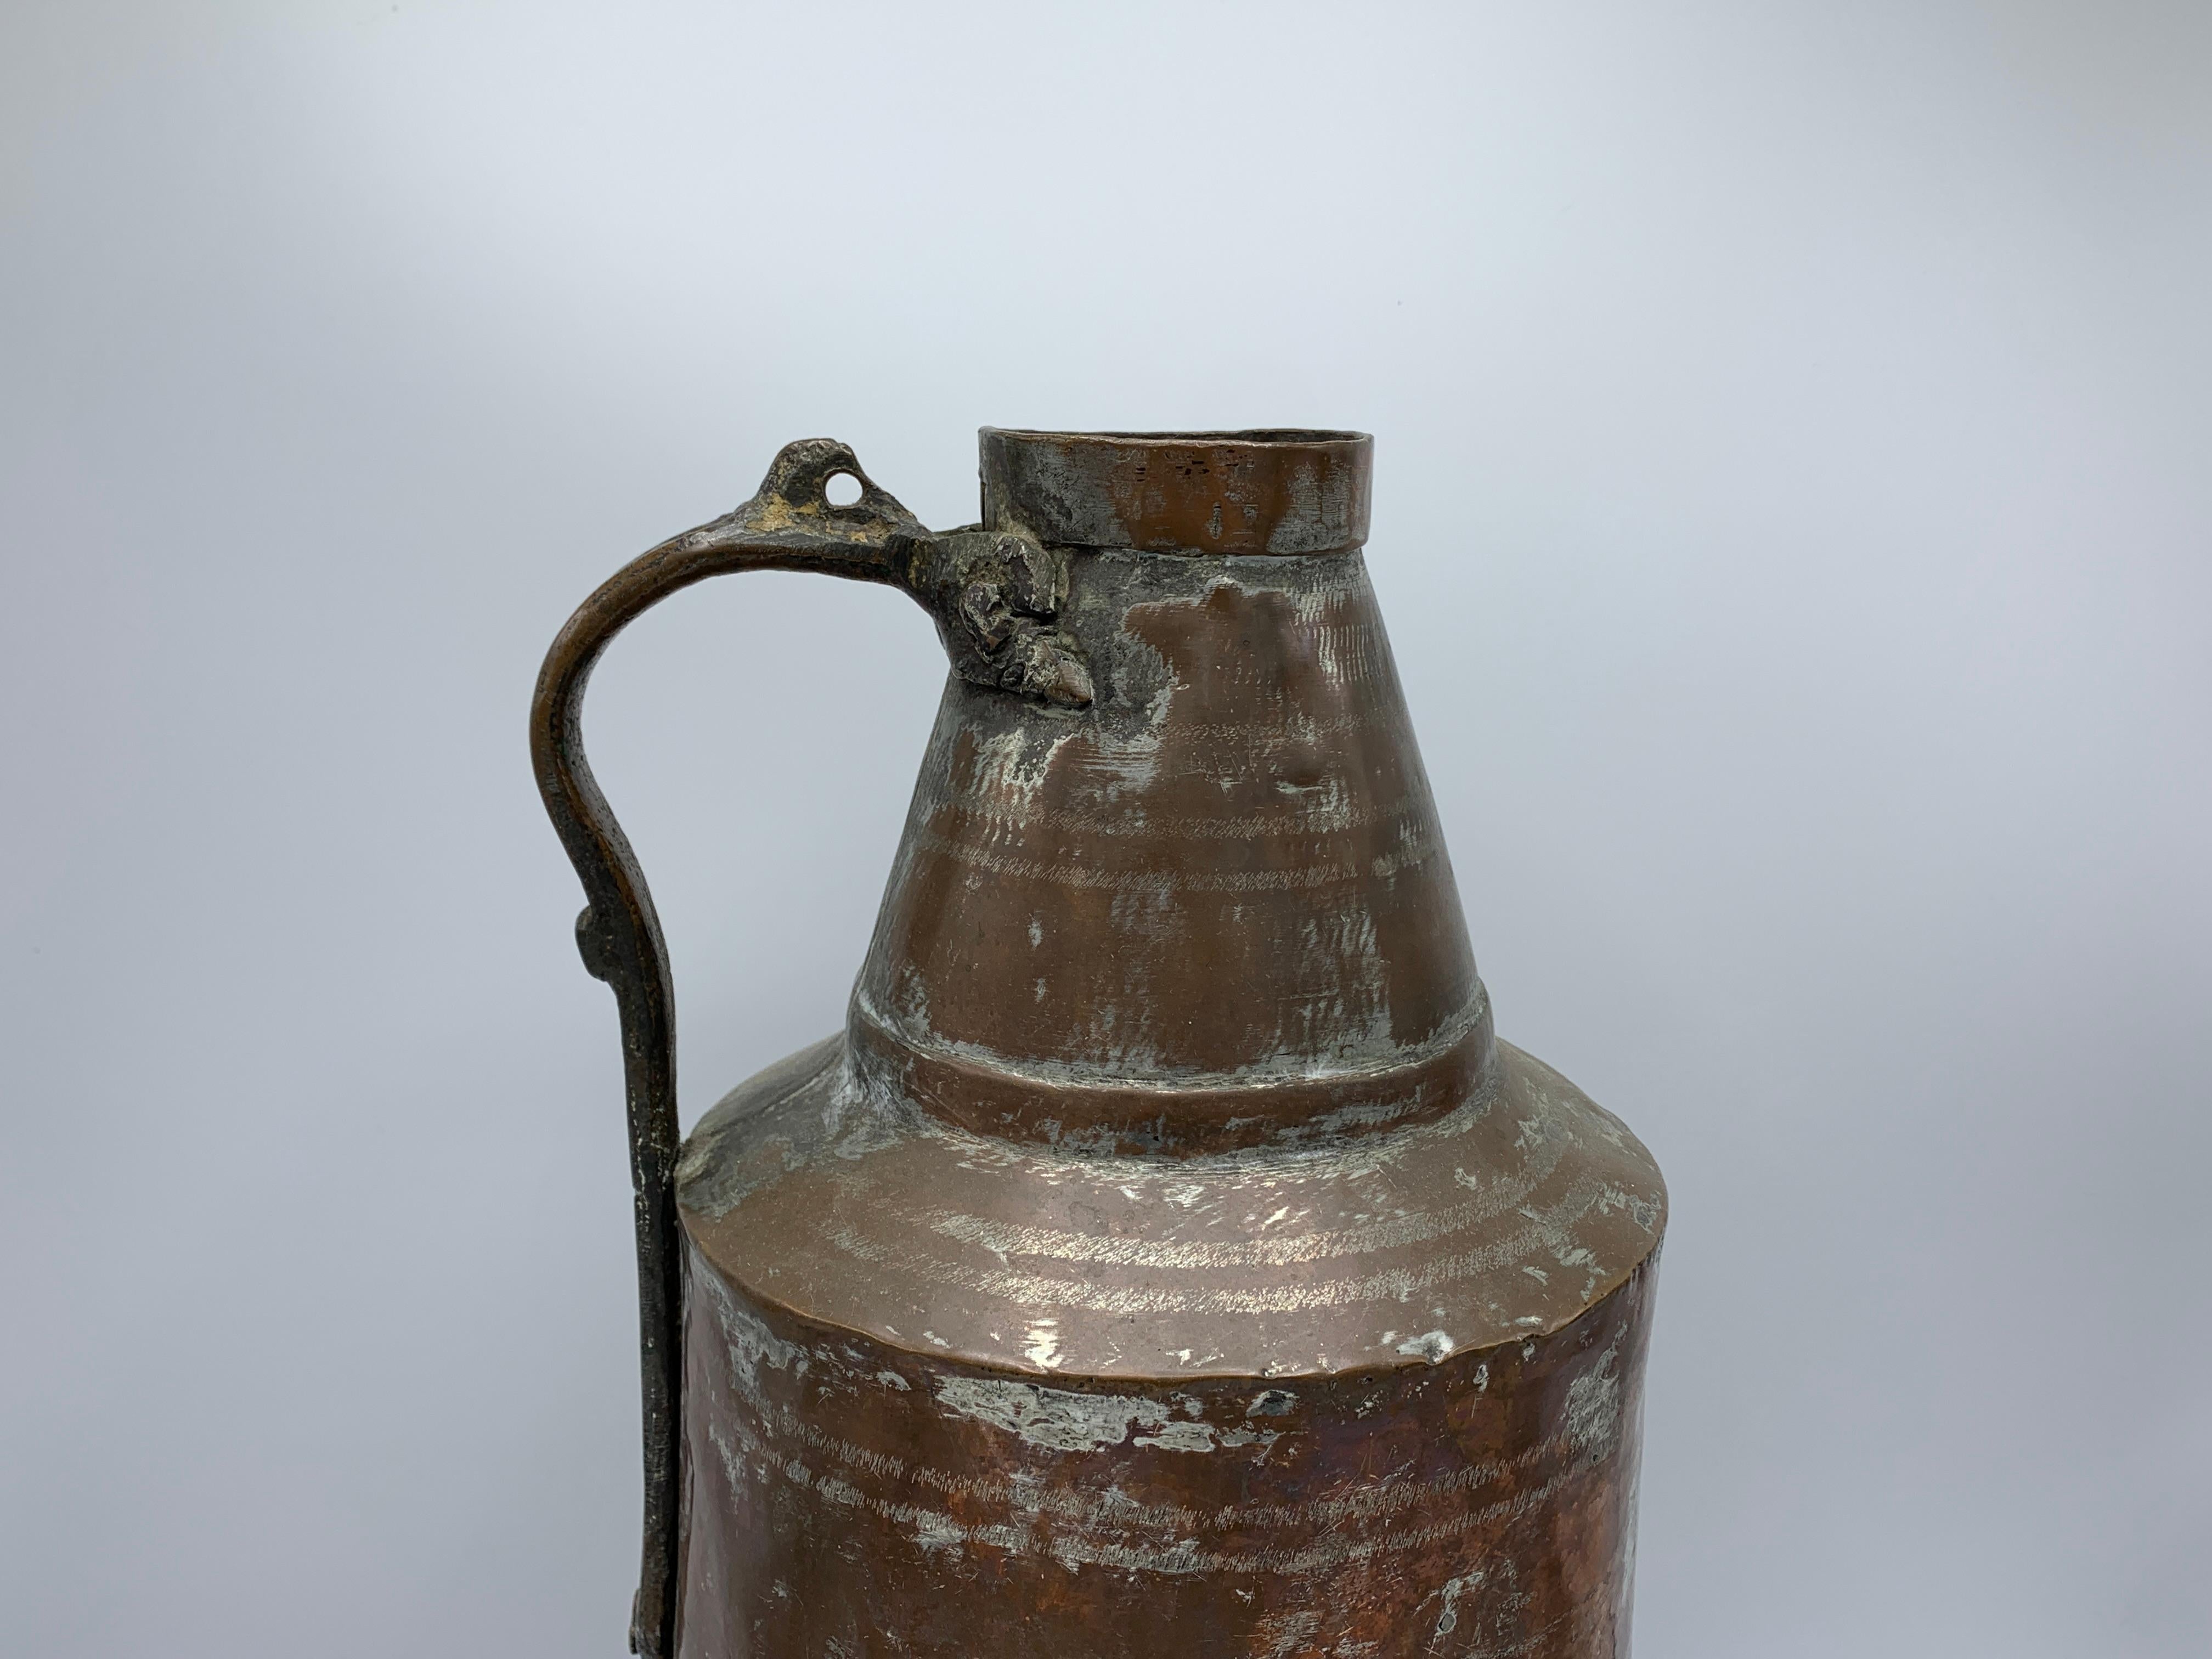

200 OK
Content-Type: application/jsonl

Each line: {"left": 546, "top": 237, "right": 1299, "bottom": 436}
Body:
{"left": 532, "top": 428, "right": 1666, "bottom": 1658}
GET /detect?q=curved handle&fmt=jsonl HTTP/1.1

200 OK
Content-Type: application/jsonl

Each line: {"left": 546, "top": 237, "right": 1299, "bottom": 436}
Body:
{"left": 528, "top": 439, "right": 1088, "bottom": 1659}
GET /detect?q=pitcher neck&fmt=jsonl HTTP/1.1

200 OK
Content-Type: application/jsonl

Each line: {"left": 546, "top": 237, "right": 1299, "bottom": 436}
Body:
{"left": 847, "top": 430, "right": 1490, "bottom": 1158}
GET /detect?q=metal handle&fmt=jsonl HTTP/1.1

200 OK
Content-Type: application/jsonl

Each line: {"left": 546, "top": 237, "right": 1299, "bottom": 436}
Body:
{"left": 527, "top": 438, "right": 1088, "bottom": 1658}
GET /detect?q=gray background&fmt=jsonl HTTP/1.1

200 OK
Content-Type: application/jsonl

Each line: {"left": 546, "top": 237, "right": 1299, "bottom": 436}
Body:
{"left": 4, "top": 3, "right": 2207, "bottom": 1654}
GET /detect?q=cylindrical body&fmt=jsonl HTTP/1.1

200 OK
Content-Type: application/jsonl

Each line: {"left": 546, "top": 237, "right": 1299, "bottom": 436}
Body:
{"left": 673, "top": 431, "right": 1665, "bottom": 1656}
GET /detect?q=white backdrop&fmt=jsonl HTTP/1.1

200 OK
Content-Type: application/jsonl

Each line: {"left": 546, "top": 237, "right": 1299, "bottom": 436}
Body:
{"left": 4, "top": 3, "right": 2207, "bottom": 1654}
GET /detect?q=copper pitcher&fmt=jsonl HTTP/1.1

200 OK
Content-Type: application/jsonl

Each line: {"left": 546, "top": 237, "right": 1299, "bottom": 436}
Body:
{"left": 531, "top": 427, "right": 1666, "bottom": 1658}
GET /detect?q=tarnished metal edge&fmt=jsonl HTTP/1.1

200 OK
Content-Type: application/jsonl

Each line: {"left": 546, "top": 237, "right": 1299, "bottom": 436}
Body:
{"left": 844, "top": 984, "right": 1497, "bottom": 1154}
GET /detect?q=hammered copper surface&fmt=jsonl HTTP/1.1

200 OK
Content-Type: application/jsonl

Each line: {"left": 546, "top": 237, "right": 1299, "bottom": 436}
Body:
{"left": 532, "top": 428, "right": 1666, "bottom": 1658}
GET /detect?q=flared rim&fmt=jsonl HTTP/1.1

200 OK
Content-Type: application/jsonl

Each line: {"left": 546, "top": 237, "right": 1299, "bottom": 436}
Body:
{"left": 983, "top": 426, "right": 1370, "bottom": 447}
{"left": 979, "top": 427, "right": 1374, "bottom": 555}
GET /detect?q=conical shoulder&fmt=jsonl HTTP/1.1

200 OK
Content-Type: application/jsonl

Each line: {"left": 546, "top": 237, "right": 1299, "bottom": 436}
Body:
{"left": 849, "top": 549, "right": 1489, "bottom": 1156}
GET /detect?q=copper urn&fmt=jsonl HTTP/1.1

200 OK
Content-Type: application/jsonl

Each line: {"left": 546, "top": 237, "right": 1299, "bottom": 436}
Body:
{"left": 531, "top": 427, "right": 1667, "bottom": 1658}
